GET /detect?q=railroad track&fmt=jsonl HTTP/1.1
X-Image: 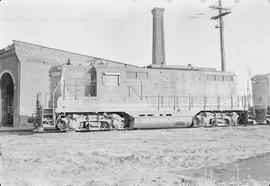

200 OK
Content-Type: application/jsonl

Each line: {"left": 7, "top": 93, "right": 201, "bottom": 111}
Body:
{"left": 33, "top": 123, "right": 270, "bottom": 133}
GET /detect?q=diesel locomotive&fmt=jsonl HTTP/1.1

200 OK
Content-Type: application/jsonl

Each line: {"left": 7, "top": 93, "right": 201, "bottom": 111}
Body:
{"left": 33, "top": 7, "right": 249, "bottom": 131}
{"left": 35, "top": 61, "right": 249, "bottom": 131}
{"left": 251, "top": 74, "right": 270, "bottom": 124}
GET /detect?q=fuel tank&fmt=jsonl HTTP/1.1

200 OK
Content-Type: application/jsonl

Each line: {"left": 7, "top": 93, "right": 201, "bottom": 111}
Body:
{"left": 133, "top": 116, "right": 192, "bottom": 129}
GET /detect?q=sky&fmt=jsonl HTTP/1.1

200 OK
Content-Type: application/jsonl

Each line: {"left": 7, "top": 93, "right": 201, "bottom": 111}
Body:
{"left": 0, "top": 0, "right": 270, "bottom": 93}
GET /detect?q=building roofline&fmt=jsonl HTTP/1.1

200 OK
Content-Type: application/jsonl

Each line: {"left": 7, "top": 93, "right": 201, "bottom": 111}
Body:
{"left": 12, "top": 40, "right": 140, "bottom": 68}
{"left": 0, "top": 43, "right": 15, "bottom": 54}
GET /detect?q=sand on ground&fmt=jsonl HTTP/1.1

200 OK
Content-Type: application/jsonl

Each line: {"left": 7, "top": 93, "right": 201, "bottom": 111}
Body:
{"left": 1, "top": 126, "right": 270, "bottom": 186}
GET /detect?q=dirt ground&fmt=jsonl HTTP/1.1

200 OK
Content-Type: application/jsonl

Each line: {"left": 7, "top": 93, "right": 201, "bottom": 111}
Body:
{"left": 1, "top": 126, "right": 270, "bottom": 186}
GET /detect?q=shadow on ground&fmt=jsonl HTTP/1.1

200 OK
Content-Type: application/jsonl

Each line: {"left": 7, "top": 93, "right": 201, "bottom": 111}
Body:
{"left": 180, "top": 152, "right": 270, "bottom": 184}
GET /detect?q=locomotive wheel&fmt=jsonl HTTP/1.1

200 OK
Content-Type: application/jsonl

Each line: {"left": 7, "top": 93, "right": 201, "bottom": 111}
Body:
{"left": 56, "top": 115, "right": 67, "bottom": 131}
{"left": 100, "top": 121, "right": 110, "bottom": 129}
{"left": 210, "top": 117, "right": 231, "bottom": 127}
{"left": 192, "top": 116, "right": 201, "bottom": 127}
{"left": 58, "top": 120, "right": 67, "bottom": 130}
{"left": 224, "top": 118, "right": 232, "bottom": 125}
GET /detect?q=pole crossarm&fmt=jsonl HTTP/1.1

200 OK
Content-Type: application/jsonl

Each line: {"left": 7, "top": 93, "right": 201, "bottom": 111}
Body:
{"left": 209, "top": 5, "right": 231, "bottom": 11}
{"left": 211, "top": 11, "right": 231, "bottom": 20}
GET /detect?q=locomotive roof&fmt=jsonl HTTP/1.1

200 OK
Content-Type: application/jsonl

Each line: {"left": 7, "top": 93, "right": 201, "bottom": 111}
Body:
{"left": 50, "top": 63, "right": 235, "bottom": 77}
{"left": 147, "top": 64, "right": 216, "bottom": 71}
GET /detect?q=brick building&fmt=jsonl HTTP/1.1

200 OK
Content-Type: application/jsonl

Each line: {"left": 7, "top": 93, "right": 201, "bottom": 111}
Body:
{"left": 0, "top": 41, "right": 132, "bottom": 127}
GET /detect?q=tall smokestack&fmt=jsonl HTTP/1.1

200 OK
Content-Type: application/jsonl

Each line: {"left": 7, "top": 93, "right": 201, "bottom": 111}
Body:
{"left": 152, "top": 8, "right": 166, "bottom": 65}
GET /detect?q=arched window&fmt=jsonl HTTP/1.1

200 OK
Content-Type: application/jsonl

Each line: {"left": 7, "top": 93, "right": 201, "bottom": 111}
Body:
{"left": 0, "top": 72, "right": 14, "bottom": 126}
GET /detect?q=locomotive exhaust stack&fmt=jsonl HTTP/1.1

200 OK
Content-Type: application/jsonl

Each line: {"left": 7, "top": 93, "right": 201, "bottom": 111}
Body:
{"left": 152, "top": 8, "right": 166, "bottom": 65}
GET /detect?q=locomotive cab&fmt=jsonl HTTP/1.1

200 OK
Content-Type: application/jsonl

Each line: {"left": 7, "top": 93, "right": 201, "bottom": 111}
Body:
{"left": 49, "top": 64, "right": 98, "bottom": 107}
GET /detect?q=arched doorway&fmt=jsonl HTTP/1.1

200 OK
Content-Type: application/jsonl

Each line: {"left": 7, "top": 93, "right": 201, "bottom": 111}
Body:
{"left": 0, "top": 73, "right": 14, "bottom": 126}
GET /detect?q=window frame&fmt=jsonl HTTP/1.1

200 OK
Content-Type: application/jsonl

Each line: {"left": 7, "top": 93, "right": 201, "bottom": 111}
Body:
{"left": 102, "top": 72, "right": 121, "bottom": 86}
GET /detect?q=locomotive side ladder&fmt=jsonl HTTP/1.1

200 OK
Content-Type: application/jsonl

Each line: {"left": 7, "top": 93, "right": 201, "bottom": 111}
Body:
{"left": 42, "top": 108, "right": 54, "bottom": 128}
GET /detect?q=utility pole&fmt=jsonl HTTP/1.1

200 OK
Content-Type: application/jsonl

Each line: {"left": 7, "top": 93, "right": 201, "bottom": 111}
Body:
{"left": 218, "top": 0, "right": 226, "bottom": 72}
{"left": 210, "top": 0, "right": 231, "bottom": 72}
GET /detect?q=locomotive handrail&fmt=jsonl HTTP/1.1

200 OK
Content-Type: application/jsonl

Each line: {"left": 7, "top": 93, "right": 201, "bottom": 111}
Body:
{"left": 55, "top": 91, "right": 248, "bottom": 113}
{"left": 140, "top": 94, "right": 247, "bottom": 111}
{"left": 54, "top": 94, "right": 248, "bottom": 117}
{"left": 52, "top": 71, "right": 64, "bottom": 125}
